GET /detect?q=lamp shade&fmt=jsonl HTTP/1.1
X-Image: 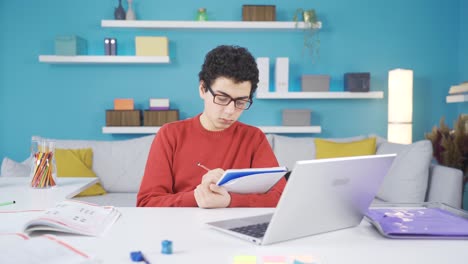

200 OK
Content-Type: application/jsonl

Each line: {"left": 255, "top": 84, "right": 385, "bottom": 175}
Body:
{"left": 388, "top": 69, "right": 413, "bottom": 144}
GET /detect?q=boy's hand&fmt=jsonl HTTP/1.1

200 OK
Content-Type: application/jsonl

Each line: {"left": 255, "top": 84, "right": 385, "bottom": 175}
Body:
{"left": 194, "top": 168, "right": 231, "bottom": 208}
{"left": 201, "top": 168, "right": 224, "bottom": 185}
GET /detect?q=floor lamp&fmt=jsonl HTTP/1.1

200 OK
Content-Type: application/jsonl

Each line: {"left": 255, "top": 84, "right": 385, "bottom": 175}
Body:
{"left": 388, "top": 69, "right": 413, "bottom": 144}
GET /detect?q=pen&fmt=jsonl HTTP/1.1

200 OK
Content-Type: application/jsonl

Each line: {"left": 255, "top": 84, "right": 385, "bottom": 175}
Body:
{"left": 197, "top": 162, "right": 211, "bottom": 171}
{"left": 130, "top": 251, "right": 151, "bottom": 264}
{"left": 0, "top": 201, "right": 16, "bottom": 207}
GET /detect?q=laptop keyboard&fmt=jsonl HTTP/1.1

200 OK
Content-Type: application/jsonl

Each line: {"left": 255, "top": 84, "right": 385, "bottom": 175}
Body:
{"left": 230, "top": 222, "right": 269, "bottom": 238}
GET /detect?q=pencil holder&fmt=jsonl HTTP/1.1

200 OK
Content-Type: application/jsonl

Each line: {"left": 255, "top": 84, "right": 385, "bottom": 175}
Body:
{"left": 29, "top": 137, "right": 57, "bottom": 189}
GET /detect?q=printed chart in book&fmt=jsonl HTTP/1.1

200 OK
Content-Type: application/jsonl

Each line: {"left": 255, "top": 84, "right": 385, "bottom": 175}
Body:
{"left": 366, "top": 202, "right": 468, "bottom": 239}
{"left": 216, "top": 166, "right": 287, "bottom": 194}
{"left": 0, "top": 233, "right": 93, "bottom": 264}
{"left": 23, "top": 200, "right": 121, "bottom": 236}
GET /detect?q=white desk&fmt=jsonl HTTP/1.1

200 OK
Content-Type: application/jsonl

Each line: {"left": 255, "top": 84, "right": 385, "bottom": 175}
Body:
{"left": 0, "top": 177, "right": 98, "bottom": 210}
{"left": 2, "top": 207, "right": 467, "bottom": 264}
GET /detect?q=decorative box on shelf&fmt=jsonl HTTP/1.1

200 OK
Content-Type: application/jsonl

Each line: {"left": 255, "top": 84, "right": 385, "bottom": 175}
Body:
{"left": 55, "top": 35, "right": 87, "bottom": 56}
{"left": 301, "top": 75, "right": 330, "bottom": 92}
{"left": 135, "top": 37, "right": 169, "bottom": 56}
{"left": 114, "top": 98, "right": 134, "bottom": 110}
{"left": 143, "top": 110, "right": 179, "bottom": 126}
{"left": 282, "top": 109, "right": 311, "bottom": 126}
{"left": 242, "top": 5, "right": 276, "bottom": 21}
{"left": 344, "top": 72, "right": 370, "bottom": 92}
{"left": 106, "top": 110, "right": 141, "bottom": 126}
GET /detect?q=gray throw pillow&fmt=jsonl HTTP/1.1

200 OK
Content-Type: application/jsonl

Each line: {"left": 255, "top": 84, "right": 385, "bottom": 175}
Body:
{"left": 38, "top": 135, "right": 155, "bottom": 192}
{"left": 376, "top": 140, "right": 433, "bottom": 203}
{"left": 1, "top": 157, "right": 30, "bottom": 177}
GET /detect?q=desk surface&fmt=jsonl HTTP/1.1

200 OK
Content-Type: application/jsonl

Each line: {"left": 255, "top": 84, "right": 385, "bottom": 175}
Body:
{"left": 2, "top": 207, "right": 467, "bottom": 264}
{"left": 0, "top": 177, "right": 98, "bottom": 210}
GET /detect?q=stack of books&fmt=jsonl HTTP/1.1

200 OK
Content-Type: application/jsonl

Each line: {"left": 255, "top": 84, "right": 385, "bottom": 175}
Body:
{"left": 447, "top": 82, "right": 468, "bottom": 103}
{"left": 449, "top": 82, "right": 468, "bottom": 95}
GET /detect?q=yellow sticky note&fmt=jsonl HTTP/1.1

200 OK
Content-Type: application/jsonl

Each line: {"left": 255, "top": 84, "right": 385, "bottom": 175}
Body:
{"left": 233, "top": 255, "right": 256, "bottom": 264}
{"left": 135, "top": 36, "right": 168, "bottom": 56}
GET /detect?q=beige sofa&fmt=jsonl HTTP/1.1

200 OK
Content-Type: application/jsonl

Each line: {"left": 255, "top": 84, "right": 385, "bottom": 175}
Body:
{"left": 1, "top": 134, "right": 463, "bottom": 208}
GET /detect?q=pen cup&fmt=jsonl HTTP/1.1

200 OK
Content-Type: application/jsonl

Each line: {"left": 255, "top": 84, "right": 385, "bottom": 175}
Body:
{"left": 29, "top": 136, "right": 57, "bottom": 189}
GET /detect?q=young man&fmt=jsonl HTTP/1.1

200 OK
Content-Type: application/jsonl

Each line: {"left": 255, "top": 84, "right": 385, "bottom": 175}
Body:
{"left": 137, "top": 45, "right": 286, "bottom": 208}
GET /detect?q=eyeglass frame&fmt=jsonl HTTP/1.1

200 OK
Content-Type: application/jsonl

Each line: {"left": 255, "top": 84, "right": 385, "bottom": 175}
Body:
{"left": 205, "top": 85, "right": 253, "bottom": 110}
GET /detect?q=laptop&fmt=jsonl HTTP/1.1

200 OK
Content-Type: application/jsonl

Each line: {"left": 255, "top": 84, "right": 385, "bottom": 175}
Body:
{"left": 206, "top": 154, "right": 396, "bottom": 245}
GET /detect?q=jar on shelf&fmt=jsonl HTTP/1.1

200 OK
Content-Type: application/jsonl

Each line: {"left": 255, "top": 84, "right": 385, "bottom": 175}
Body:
{"left": 29, "top": 136, "right": 57, "bottom": 189}
{"left": 196, "top": 8, "right": 208, "bottom": 21}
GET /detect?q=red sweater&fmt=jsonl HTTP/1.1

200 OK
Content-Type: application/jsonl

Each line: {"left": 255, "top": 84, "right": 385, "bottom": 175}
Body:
{"left": 137, "top": 114, "right": 286, "bottom": 207}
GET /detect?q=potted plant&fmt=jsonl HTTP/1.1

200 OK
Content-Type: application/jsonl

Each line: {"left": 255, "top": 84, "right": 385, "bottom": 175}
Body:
{"left": 293, "top": 8, "right": 321, "bottom": 61}
{"left": 425, "top": 115, "right": 468, "bottom": 207}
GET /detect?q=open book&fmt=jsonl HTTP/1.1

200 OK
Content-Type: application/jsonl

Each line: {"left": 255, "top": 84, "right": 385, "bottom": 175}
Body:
{"left": 216, "top": 166, "right": 288, "bottom": 194}
{"left": 23, "top": 200, "right": 121, "bottom": 237}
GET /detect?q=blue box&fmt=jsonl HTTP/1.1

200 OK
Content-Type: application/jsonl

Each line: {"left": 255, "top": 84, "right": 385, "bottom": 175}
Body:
{"left": 55, "top": 35, "right": 87, "bottom": 55}
{"left": 344, "top": 72, "right": 370, "bottom": 92}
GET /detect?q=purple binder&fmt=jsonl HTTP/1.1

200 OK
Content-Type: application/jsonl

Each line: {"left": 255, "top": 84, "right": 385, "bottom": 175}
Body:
{"left": 366, "top": 203, "right": 468, "bottom": 239}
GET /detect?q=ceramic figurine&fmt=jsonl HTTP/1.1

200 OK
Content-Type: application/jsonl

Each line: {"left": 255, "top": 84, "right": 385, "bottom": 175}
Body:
{"left": 126, "top": 0, "right": 136, "bottom": 20}
{"left": 114, "top": 0, "right": 126, "bottom": 20}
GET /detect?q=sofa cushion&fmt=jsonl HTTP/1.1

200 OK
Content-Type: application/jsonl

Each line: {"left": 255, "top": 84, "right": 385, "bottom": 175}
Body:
{"left": 73, "top": 193, "right": 137, "bottom": 207}
{"left": 1, "top": 157, "right": 30, "bottom": 177}
{"left": 55, "top": 148, "right": 107, "bottom": 197}
{"left": 265, "top": 134, "right": 274, "bottom": 149}
{"left": 273, "top": 135, "right": 366, "bottom": 170}
{"left": 41, "top": 135, "right": 155, "bottom": 192}
{"left": 376, "top": 140, "right": 433, "bottom": 203}
{"left": 315, "top": 137, "right": 376, "bottom": 159}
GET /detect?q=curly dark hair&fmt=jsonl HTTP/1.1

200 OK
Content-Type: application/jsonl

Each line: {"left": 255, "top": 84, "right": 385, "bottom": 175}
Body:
{"left": 199, "top": 45, "right": 259, "bottom": 98}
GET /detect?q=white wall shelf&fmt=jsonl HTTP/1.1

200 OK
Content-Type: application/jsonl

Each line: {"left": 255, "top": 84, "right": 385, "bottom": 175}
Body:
{"left": 257, "top": 126, "right": 321, "bottom": 134}
{"left": 38, "top": 55, "right": 170, "bottom": 64}
{"left": 446, "top": 94, "right": 468, "bottom": 103}
{"left": 102, "top": 126, "right": 321, "bottom": 134}
{"left": 256, "top": 91, "right": 384, "bottom": 99}
{"left": 101, "top": 20, "right": 322, "bottom": 30}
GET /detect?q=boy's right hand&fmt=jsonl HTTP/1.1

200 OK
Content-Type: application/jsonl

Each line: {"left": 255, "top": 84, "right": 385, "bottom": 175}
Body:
{"left": 201, "top": 168, "right": 225, "bottom": 185}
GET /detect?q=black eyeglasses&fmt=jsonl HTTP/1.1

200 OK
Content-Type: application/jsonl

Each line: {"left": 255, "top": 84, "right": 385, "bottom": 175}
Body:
{"left": 205, "top": 86, "right": 253, "bottom": 110}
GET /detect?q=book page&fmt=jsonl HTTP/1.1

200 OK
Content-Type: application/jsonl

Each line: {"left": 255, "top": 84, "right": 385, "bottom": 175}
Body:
{"left": 0, "top": 233, "right": 96, "bottom": 264}
{"left": 24, "top": 200, "right": 121, "bottom": 236}
{"left": 217, "top": 167, "right": 287, "bottom": 186}
{"left": 216, "top": 167, "right": 287, "bottom": 194}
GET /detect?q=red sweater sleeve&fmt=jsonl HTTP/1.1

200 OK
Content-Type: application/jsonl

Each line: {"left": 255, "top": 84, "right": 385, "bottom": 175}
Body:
{"left": 137, "top": 126, "right": 197, "bottom": 207}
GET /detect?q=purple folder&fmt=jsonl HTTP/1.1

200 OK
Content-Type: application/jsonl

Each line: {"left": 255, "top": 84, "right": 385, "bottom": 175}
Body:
{"left": 366, "top": 207, "right": 468, "bottom": 238}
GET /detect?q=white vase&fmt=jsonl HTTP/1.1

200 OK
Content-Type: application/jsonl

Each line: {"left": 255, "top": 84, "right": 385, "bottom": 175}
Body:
{"left": 126, "top": 0, "right": 136, "bottom": 20}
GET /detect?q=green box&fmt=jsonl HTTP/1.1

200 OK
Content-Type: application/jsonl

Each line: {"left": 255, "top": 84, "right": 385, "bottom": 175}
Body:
{"left": 55, "top": 35, "right": 87, "bottom": 55}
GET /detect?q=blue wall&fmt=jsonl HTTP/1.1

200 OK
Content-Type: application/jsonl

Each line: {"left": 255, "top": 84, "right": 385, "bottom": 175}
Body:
{"left": 457, "top": 0, "right": 468, "bottom": 117}
{"left": 0, "top": 0, "right": 462, "bottom": 161}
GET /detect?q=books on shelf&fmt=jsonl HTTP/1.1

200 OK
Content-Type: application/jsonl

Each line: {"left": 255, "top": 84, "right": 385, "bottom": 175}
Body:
{"left": 0, "top": 233, "right": 92, "bottom": 263}
{"left": 366, "top": 203, "right": 468, "bottom": 239}
{"left": 216, "top": 166, "right": 288, "bottom": 194}
{"left": 23, "top": 200, "right": 121, "bottom": 236}
{"left": 448, "top": 82, "right": 468, "bottom": 94}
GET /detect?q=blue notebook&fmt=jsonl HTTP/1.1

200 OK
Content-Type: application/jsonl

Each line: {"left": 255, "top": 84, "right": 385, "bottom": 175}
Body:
{"left": 216, "top": 167, "right": 287, "bottom": 194}
{"left": 366, "top": 204, "right": 468, "bottom": 238}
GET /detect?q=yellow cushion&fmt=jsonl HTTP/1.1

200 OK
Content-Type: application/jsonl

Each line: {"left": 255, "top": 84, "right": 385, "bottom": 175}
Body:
{"left": 315, "top": 137, "right": 377, "bottom": 159}
{"left": 55, "top": 148, "right": 106, "bottom": 197}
